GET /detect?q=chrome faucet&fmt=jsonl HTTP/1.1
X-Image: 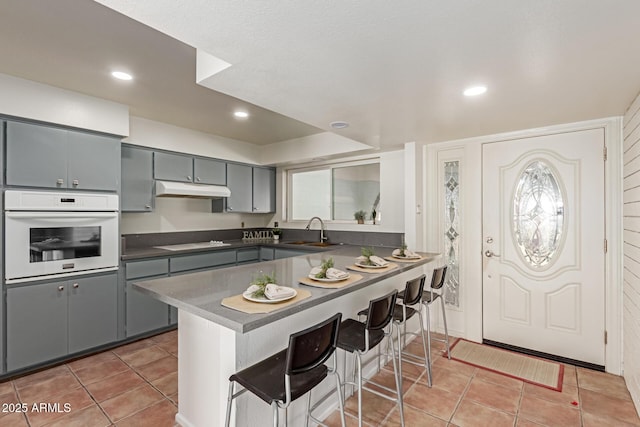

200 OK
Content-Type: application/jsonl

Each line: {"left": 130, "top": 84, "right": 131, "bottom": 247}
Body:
{"left": 305, "top": 216, "right": 327, "bottom": 243}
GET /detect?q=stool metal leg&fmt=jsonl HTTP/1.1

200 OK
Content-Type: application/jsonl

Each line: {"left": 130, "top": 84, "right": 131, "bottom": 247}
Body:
{"left": 271, "top": 401, "right": 279, "bottom": 427}
{"left": 424, "top": 301, "right": 432, "bottom": 368}
{"left": 355, "top": 352, "right": 363, "bottom": 427}
{"left": 416, "top": 308, "right": 432, "bottom": 387}
{"left": 440, "top": 295, "right": 451, "bottom": 359}
{"left": 225, "top": 381, "right": 235, "bottom": 427}
{"left": 389, "top": 323, "right": 405, "bottom": 427}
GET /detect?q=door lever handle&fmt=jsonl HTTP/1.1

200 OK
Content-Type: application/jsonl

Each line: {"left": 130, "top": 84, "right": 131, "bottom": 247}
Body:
{"left": 484, "top": 250, "right": 501, "bottom": 258}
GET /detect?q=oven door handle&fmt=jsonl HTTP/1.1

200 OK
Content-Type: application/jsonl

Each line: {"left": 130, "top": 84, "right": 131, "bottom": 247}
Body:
{"left": 5, "top": 212, "right": 117, "bottom": 219}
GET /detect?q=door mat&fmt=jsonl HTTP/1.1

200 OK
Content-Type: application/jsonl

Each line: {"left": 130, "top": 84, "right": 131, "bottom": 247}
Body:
{"left": 449, "top": 339, "right": 564, "bottom": 391}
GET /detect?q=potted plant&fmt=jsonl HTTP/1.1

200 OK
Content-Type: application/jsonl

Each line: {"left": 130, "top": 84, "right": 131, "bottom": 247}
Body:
{"left": 272, "top": 227, "right": 282, "bottom": 241}
{"left": 354, "top": 210, "right": 367, "bottom": 224}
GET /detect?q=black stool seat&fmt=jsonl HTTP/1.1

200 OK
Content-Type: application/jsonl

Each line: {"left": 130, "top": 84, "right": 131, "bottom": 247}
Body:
{"left": 358, "top": 304, "right": 418, "bottom": 323}
{"left": 229, "top": 349, "right": 328, "bottom": 405}
{"left": 338, "top": 318, "right": 385, "bottom": 353}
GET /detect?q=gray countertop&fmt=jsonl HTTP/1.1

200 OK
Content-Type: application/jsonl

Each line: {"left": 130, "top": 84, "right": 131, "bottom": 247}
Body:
{"left": 133, "top": 246, "right": 440, "bottom": 333}
{"left": 121, "top": 239, "right": 337, "bottom": 261}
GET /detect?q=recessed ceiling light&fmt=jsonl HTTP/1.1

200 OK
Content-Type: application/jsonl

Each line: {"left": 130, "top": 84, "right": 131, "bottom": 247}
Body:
{"left": 330, "top": 121, "right": 349, "bottom": 129}
{"left": 111, "top": 71, "right": 133, "bottom": 81}
{"left": 234, "top": 111, "right": 249, "bottom": 119}
{"left": 463, "top": 85, "right": 487, "bottom": 97}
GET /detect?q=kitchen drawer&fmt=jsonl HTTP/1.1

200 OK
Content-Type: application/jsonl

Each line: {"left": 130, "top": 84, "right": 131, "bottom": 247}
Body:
{"left": 170, "top": 250, "right": 236, "bottom": 273}
{"left": 260, "top": 247, "right": 275, "bottom": 261}
{"left": 237, "top": 248, "right": 259, "bottom": 263}
{"left": 125, "top": 258, "right": 169, "bottom": 279}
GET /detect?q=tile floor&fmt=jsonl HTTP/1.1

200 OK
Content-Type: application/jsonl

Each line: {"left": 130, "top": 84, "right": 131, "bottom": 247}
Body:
{"left": 324, "top": 334, "right": 640, "bottom": 426}
{"left": 1, "top": 330, "right": 639, "bottom": 426}
{"left": 0, "top": 330, "right": 178, "bottom": 427}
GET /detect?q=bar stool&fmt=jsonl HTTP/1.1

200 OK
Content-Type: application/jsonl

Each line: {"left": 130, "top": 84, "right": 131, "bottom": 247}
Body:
{"left": 359, "top": 275, "right": 431, "bottom": 388}
{"left": 224, "top": 313, "right": 346, "bottom": 427}
{"left": 423, "top": 266, "right": 451, "bottom": 363}
{"left": 394, "top": 274, "right": 432, "bottom": 387}
{"left": 337, "top": 290, "right": 404, "bottom": 427}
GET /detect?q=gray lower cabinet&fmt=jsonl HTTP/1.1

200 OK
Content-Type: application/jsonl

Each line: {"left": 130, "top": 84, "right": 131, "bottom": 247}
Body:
{"left": 5, "top": 120, "right": 119, "bottom": 191}
{"left": 68, "top": 274, "right": 118, "bottom": 353}
{"left": 125, "top": 258, "right": 170, "bottom": 337}
{"left": 121, "top": 145, "right": 154, "bottom": 212}
{"left": 6, "top": 273, "right": 118, "bottom": 372}
{"left": 252, "top": 167, "right": 276, "bottom": 213}
{"left": 226, "top": 163, "right": 253, "bottom": 212}
{"left": 260, "top": 247, "right": 275, "bottom": 261}
{"left": 237, "top": 247, "right": 259, "bottom": 264}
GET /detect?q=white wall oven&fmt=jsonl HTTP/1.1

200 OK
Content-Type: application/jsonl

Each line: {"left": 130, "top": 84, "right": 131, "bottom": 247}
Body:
{"left": 5, "top": 190, "right": 119, "bottom": 283}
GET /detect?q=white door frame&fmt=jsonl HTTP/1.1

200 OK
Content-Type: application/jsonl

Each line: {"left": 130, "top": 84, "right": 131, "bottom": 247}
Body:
{"left": 421, "top": 116, "right": 622, "bottom": 374}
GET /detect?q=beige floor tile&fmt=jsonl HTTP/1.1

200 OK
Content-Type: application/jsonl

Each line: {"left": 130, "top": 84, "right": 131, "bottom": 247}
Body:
{"left": 85, "top": 370, "right": 145, "bottom": 402}
{"left": 523, "top": 382, "right": 579, "bottom": 408}
{"left": 464, "top": 377, "right": 521, "bottom": 414}
{"left": 519, "top": 393, "right": 581, "bottom": 426}
{"left": 115, "top": 399, "right": 177, "bottom": 427}
{"left": 577, "top": 367, "right": 632, "bottom": 400}
{"left": 111, "top": 339, "right": 156, "bottom": 357}
{"left": 403, "top": 381, "right": 460, "bottom": 421}
{"left": 67, "top": 351, "right": 117, "bottom": 372}
{"left": 323, "top": 411, "right": 367, "bottom": 427}
{"left": 99, "top": 384, "right": 164, "bottom": 422}
{"left": 580, "top": 387, "right": 640, "bottom": 425}
{"left": 150, "top": 372, "right": 178, "bottom": 397}
{"left": 119, "top": 346, "right": 170, "bottom": 368}
{"left": 72, "top": 358, "right": 131, "bottom": 385}
{"left": 134, "top": 355, "right": 178, "bottom": 382}
{"left": 41, "top": 404, "right": 110, "bottom": 427}
{"left": 432, "top": 357, "right": 477, "bottom": 377}
{"left": 13, "top": 365, "right": 70, "bottom": 390}
{"left": 17, "top": 371, "right": 82, "bottom": 403}
{"left": 452, "top": 398, "right": 516, "bottom": 427}
{"left": 0, "top": 411, "right": 29, "bottom": 427}
{"left": 383, "top": 405, "right": 448, "bottom": 426}
{"left": 0, "top": 381, "right": 16, "bottom": 396}
{"left": 344, "top": 389, "right": 398, "bottom": 426}
{"left": 26, "top": 387, "right": 94, "bottom": 427}
{"left": 429, "top": 366, "right": 472, "bottom": 395}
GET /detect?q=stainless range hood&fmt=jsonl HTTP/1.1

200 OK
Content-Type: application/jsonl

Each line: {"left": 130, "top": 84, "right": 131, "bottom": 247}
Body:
{"left": 155, "top": 181, "right": 231, "bottom": 198}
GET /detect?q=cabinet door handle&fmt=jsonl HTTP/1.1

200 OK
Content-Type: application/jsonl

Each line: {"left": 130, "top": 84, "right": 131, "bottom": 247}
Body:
{"left": 57, "top": 285, "right": 65, "bottom": 292}
{"left": 145, "top": 204, "right": 151, "bottom": 209}
{"left": 196, "top": 177, "right": 201, "bottom": 182}
{"left": 72, "top": 179, "right": 79, "bottom": 187}
{"left": 56, "top": 178, "right": 64, "bottom": 186}
{"left": 73, "top": 283, "right": 79, "bottom": 289}
{"left": 228, "top": 207, "right": 233, "bottom": 211}
{"left": 253, "top": 207, "right": 258, "bottom": 211}
{"left": 187, "top": 175, "right": 192, "bottom": 181}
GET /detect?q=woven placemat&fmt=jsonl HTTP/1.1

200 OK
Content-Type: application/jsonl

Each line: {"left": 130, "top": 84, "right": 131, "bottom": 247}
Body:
{"left": 384, "top": 256, "right": 424, "bottom": 263}
{"left": 221, "top": 289, "right": 312, "bottom": 314}
{"left": 346, "top": 262, "right": 398, "bottom": 273}
{"left": 298, "top": 273, "right": 363, "bottom": 289}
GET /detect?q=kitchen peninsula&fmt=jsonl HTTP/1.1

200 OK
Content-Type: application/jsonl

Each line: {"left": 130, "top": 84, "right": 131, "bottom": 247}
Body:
{"left": 133, "top": 245, "right": 440, "bottom": 426}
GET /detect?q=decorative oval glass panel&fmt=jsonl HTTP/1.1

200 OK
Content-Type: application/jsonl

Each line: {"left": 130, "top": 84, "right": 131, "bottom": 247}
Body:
{"left": 512, "top": 160, "right": 564, "bottom": 268}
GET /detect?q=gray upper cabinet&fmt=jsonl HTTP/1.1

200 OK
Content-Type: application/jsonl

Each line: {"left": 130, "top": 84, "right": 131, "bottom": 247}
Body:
{"left": 253, "top": 167, "right": 276, "bottom": 213}
{"left": 154, "top": 151, "right": 194, "bottom": 183}
{"left": 122, "top": 145, "right": 154, "bottom": 212}
{"left": 6, "top": 121, "right": 68, "bottom": 189}
{"left": 67, "top": 131, "right": 119, "bottom": 191}
{"left": 226, "top": 163, "right": 253, "bottom": 212}
{"left": 5, "top": 121, "right": 119, "bottom": 191}
{"left": 194, "top": 157, "right": 226, "bottom": 185}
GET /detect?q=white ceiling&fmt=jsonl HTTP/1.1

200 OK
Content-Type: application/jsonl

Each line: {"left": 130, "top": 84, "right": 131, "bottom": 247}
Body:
{"left": 3, "top": 1, "right": 640, "bottom": 149}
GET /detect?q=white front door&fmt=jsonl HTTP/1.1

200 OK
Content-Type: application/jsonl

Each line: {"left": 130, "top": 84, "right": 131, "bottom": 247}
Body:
{"left": 482, "top": 128, "right": 605, "bottom": 365}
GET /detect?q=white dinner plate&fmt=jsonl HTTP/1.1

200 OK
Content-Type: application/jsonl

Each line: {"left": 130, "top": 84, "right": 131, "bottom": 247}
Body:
{"left": 242, "top": 287, "right": 297, "bottom": 303}
{"left": 308, "top": 274, "right": 350, "bottom": 282}
{"left": 354, "top": 262, "right": 387, "bottom": 269}
{"left": 392, "top": 254, "right": 421, "bottom": 260}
